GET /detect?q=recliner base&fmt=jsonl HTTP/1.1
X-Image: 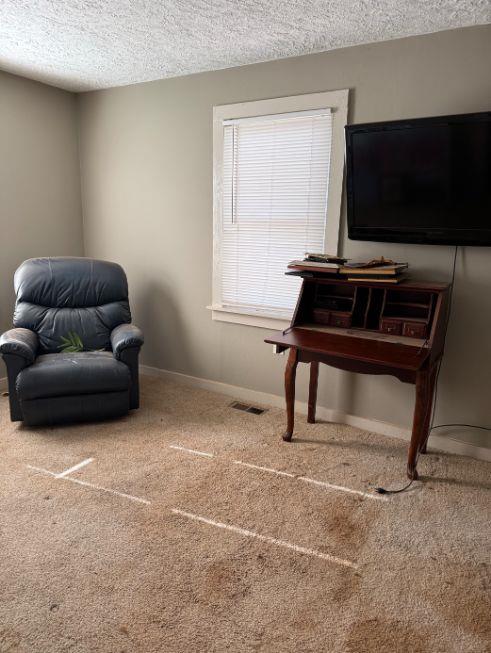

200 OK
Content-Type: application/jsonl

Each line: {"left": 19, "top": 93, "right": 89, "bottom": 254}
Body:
{"left": 20, "top": 391, "right": 130, "bottom": 427}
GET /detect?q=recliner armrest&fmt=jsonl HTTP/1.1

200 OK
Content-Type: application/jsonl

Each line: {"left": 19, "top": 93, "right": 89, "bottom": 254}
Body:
{"left": 0, "top": 328, "right": 38, "bottom": 364}
{"left": 110, "top": 324, "right": 144, "bottom": 360}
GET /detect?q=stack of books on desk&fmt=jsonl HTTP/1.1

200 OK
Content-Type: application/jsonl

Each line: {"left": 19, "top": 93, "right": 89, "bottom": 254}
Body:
{"left": 287, "top": 253, "right": 346, "bottom": 275}
{"left": 340, "top": 259, "right": 408, "bottom": 283}
{"left": 287, "top": 255, "right": 408, "bottom": 282}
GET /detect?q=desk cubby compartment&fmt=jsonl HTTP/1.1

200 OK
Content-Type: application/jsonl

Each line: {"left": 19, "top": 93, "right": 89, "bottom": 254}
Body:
{"left": 313, "top": 283, "right": 355, "bottom": 312}
{"left": 364, "top": 288, "right": 386, "bottom": 330}
{"left": 380, "top": 289, "right": 434, "bottom": 338}
{"left": 311, "top": 283, "right": 355, "bottom": 328}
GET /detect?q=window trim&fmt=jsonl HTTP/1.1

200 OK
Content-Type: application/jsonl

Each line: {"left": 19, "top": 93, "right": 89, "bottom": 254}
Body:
{"left": 211, "top": 89, "right": 349, "bottom": 329}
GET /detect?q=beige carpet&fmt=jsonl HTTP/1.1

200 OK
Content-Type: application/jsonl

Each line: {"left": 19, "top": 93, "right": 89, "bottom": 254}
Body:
{"left": 0, "top": 376, "right": 490, "bottom": 653}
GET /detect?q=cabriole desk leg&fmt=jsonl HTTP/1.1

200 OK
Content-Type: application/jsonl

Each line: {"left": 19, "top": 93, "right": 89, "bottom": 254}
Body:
{"left": 419, "top": 363, "right": 438, "bottom": 454}
{"left": 308, "top": 361, "right": 319, "bottom": 424}
{"left": 283, "top": 347, "right": 299, "bottom": 442}
{"left": 407, "top": 369, "right": 430, "bottom": 480}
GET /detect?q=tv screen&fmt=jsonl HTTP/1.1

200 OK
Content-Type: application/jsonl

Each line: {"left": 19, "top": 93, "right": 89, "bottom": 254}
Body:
{"left": 345, "top": 112, "right": 491, "bottom": 246}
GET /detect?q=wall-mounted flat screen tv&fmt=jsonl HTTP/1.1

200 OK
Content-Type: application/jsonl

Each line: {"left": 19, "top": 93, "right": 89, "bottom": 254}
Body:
{"left": 345, "top": 112, "right": 491, "bottom": 246}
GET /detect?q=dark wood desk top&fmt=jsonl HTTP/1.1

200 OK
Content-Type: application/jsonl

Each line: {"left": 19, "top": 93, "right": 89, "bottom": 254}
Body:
{"left": 265, "top": 327, "right": 430, "bottom": 372}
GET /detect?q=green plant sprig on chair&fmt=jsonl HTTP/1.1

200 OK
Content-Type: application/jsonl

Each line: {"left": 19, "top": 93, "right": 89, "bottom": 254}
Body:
{"left": 59, "top": 331, "right": 84, "bottom": 353}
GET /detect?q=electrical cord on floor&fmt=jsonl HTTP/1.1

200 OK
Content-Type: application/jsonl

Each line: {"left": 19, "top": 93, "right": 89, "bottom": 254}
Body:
{"left": 375, "top": 479, "right": 415, "bottom": 494}
{"left": 431, "top": 423, "right": 491, "bottom": 431}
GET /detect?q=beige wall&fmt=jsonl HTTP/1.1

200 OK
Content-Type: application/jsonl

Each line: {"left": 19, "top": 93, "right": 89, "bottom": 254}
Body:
{"left": 77, "top": 25, "right": 491, "bottom": 447}
{"left": 0, "top": 71, "right": 83, "bottom": 336}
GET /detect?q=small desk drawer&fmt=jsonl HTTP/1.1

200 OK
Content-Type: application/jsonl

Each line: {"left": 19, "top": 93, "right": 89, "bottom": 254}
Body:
{"left": 380, "top": 319, "right": 402, "bottom": 335}
{"left": 403, "top": 322, "right": 427, "bottom": 338}
{"left": 312, "top": 308, "right": 331, "bottom": 325}
{"left": 330, "top": 312, "right": 352, "bottom": 328}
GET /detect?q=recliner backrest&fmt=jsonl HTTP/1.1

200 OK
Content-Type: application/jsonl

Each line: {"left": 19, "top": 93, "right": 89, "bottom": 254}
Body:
{"left": 13, "top": 257, "right": 131, "bottom": 354}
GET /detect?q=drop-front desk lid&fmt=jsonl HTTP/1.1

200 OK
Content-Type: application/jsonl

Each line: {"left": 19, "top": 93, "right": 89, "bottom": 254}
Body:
{"left": 265, "top": 326, "right": 431, "bottom": 372}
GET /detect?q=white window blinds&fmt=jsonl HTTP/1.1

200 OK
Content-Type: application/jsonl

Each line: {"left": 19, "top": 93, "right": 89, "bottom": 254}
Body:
{"left": 219, "top": 109, "right": 332, "bottom": 316}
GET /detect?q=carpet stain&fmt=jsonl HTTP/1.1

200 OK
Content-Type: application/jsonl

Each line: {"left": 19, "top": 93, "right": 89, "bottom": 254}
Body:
{"left": 331, "top": 569, "right": 363, "bottom": 603}
{"left": 200, "top": 559, "right": 249, "bottom": 602}
{"left": 319, "top": 499, "right": 373, "bottom": 558}
{"left": 345, "top": 617, "right": 430, "bottom": 653}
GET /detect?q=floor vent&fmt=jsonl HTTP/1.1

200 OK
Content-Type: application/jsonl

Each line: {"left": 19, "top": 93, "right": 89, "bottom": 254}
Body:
{"left": 230, "top": 401, "right": 266, "bottom": 415}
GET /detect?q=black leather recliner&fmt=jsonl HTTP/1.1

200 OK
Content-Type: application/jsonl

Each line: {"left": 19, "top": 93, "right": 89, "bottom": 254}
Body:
{"left": 0, "top": 257, "right": 143, "bottom": 426}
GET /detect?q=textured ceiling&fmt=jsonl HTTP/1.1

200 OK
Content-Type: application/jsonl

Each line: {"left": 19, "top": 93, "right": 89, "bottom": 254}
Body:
{"left": 1, "top": 1, "right": 490, "bottom": 92}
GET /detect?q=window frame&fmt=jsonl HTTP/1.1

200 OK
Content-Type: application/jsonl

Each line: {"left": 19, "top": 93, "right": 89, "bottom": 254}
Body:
{"left": 210, "top": 89, "right": 349, "bottom": 330}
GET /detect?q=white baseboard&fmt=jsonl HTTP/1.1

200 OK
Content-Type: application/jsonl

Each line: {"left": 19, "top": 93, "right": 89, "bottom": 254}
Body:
{"left": 141, "top": 365, "right": 491, "bottom": 463}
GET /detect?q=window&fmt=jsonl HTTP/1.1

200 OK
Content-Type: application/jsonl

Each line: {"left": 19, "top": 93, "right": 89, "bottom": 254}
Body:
{"left": 211, "top": 90, "right": 348, "bottom": 329}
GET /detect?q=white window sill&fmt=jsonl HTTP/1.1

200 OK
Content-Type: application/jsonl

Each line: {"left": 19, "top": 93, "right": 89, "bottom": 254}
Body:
{"left": 207, "top": 305, "right": 291, "bottom": 330}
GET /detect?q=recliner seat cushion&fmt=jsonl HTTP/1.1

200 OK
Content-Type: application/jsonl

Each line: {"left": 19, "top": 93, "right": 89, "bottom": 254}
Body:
{"left": 16, "top": 352, "right": 130, "bottom": 401}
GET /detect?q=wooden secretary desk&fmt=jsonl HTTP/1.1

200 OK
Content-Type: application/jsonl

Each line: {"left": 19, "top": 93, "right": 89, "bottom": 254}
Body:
{"left": 265, "top": 272, "right": 450, "bottom": 480}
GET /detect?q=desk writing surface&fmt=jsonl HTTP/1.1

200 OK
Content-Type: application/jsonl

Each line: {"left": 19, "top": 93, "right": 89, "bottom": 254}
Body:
{"left": 265, "top": 327, "right": 430, "bottom": 372}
